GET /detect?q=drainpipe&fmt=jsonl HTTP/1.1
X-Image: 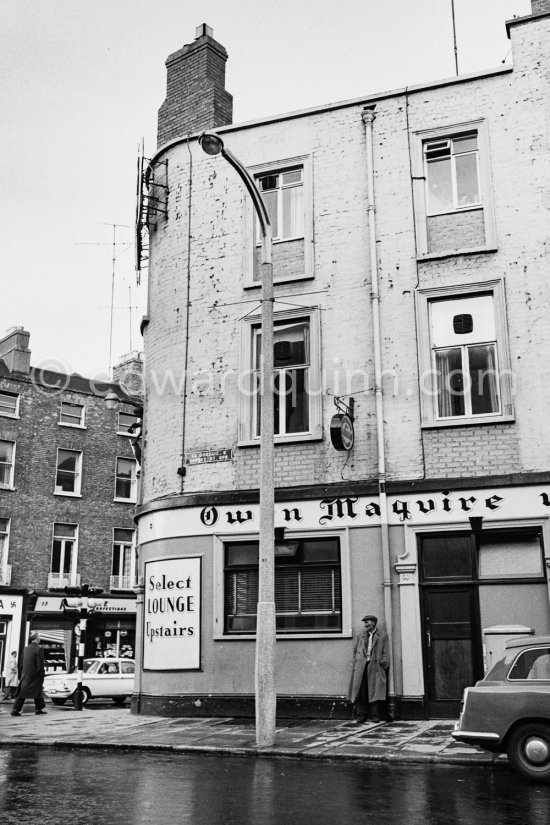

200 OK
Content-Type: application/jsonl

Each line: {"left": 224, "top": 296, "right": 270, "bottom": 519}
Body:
{"left": 362, "top": 105, "right": 396, "bottom": 718}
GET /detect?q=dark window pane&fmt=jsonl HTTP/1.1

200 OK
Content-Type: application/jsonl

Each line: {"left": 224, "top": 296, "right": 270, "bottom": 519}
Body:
{"left": 420, "top": 535, "right": 474, "bottom": 580}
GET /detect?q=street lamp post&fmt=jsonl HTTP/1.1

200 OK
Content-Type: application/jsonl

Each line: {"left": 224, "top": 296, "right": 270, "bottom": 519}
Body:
{"left": 199, "top": 131, "right": 276, "bottom": 748}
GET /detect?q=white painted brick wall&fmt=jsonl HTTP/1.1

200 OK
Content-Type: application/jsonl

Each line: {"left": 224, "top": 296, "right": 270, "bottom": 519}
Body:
{"left": 141, "top": 14, "right": 550, "bottom": 502}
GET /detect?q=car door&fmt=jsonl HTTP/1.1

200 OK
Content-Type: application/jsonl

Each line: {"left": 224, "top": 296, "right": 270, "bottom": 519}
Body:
{"left": 90, "top": 661, "right": 121, "bottom": 695}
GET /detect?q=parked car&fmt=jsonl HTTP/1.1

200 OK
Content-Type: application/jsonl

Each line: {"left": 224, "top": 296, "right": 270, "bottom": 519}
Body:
{"left": 43, "top": 658, "right": 135, "bottom": 707}
{"left": 452, "top": 635, "right": 550, "bottom": 781}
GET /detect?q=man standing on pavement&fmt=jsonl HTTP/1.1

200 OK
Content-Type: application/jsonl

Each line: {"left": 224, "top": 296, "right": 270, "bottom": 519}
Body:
{"left": 348, "top": 614, "right": 389, "bottom": 724}
{"left": 11, "top": 631, "right": 47, "bottom": 717}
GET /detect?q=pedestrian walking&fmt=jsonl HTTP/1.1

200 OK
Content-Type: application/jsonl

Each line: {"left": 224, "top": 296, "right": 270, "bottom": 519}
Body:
{"left": 11, "top": 631, "right": 47, "bottom": 717}
{"left": 348, "top": 614, "right": 389, "bottom": 724}
{"left": 3, "top": 650, "right": 19, "bottom": 700}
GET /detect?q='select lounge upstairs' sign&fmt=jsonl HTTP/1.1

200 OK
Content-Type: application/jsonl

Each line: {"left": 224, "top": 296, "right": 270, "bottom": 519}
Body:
{"left": 143, "top": 557, "right": 201, "bottom": 671}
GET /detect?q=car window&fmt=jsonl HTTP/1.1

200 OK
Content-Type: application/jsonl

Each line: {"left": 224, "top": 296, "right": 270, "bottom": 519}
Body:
{"left": 509, "top": 647, "right": 550, "bottom": 680}
{"left": 73, "top": 660, "right": 100, "bottom": 674}
{"left": 98, "top": 662, "right": 120, "bottom": 674}
{"left": 121, "top": 661, "right": 135, "bottom": 674}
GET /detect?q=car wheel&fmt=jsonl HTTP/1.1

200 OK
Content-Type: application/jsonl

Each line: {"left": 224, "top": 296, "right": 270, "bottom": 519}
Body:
{"left": 50, "top": 698, "right": 67, "bottom": 706}
{"left": 507, "top": 723, "right": 550, "bottom": 781}
{"left": 112, "top": 696, "right": 126, "bottom": 706}
{"left": 71, "top": 687, "right": 91, "bottom": 708}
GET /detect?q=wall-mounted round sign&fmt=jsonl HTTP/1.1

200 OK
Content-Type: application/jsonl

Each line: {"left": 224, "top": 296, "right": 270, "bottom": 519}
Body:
{"left": 330, "top": 413, "right": 355, "bottom": 451}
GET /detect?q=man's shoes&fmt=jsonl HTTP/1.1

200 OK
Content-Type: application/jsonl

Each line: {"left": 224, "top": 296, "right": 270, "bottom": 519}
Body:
{"left": 35, "top": 710, "right": 47, "bottom": 715}
{"left": 353, "top": 715, "right": 367, "bottom": 724}
{"left": 10, "top": 711, "right": 21, "bottom": 717}
{"left": 371, "top": 715, "right": 381, "bottom": 722}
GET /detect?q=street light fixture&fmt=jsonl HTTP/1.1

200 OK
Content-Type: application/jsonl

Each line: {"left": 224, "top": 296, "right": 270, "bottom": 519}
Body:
{"left": 199, "top": 131, "right": 276, "bottom": 748}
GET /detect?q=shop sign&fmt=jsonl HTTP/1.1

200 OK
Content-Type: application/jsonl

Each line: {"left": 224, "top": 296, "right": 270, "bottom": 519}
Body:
{"left": 330, "top": 413, "right": 355, "bottom": 451}
{"left": 143, "top": 556, "right": 201, "bottom": 671}
{"left": 185, "top": 448, "right": 233, "bottom": 465}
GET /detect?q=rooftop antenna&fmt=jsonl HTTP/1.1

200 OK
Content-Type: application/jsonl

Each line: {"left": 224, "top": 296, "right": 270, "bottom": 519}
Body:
{"left": 451, "top": 0, "right": 459, "bottom": 75}
{"left": 76, "top": 222, "right": 132, "bottom": 377}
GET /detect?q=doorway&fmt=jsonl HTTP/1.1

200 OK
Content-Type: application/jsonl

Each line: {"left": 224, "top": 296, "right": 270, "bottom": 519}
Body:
{"left": 419, "top": 533, "right": 483, "bottom": 717}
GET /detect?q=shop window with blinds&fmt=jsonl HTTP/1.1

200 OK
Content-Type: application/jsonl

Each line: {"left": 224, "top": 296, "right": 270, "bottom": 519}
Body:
{"left": 224, "top": 537, "right": 342, "bottom": 635}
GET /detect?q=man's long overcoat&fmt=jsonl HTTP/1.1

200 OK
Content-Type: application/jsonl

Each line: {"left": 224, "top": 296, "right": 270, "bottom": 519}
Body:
{"left": 348, "top": 626, "right": 389, "bottom": 703}
{"left": 16, "top": 641, "right": 45, "bottom": 699}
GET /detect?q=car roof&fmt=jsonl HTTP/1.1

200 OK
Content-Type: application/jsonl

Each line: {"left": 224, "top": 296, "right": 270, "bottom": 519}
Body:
{"left": 505, "top": 635, "right": 550, "bottom": 649}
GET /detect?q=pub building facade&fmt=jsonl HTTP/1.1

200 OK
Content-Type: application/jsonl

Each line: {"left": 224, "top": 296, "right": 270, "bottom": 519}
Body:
{"left": 134, "top": 5, "right": 550, "bottom": 719}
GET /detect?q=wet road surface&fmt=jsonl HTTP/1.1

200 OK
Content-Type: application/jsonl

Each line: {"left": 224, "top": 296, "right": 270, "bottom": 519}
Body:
{"left": 0, "top": 747, "right": 549, "bottom": 825}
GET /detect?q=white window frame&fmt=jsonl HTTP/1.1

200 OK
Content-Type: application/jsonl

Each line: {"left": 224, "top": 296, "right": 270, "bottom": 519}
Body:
{"left": 117, "top": 410, "right": 140, "bottom": 436}
{"left": 411, "top": 120, "right": 496, "bottom": 257}
{"left": 0, "top": 440, "right": 16, "bottom": 489}
{"left": 114, "top": 456, "right": 138, "bottom": 502}
{"left": 50, "top": 522, "right": 79, "bottom": 587}
{"left": 212, "top": 529, "right": 352, "bottom": 640}
{"left": 0, "top": 391, "right": 20, "bottom": 418}
{"left": 110, "top": 527, "right": 138, "bottom": 590}
{"left": 416, "top": 280, "right": 514, "bottom": 428}
{"left": 59, "top": 401, "right": 85, "bottom": 428}
{"left": 424, "top": 133, "right": 481, "bottom": 216}
{"left": 243, "top": 155, "right": 313, "bottom": 286}
{"left": 55, "top": 448, "right": 83, "bottom": 497}
{"left": 0, "top": 516, "right": 10, "bottom": 566}
{"left": 238, "top": 307, "right": 323, "bottom": 446}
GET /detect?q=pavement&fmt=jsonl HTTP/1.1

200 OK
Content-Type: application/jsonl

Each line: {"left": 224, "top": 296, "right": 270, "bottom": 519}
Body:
{"left": 0, "top": 698, "right": 508, "bottom": 769}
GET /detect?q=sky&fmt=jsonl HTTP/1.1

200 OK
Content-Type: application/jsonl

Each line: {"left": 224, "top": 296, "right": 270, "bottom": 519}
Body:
{"left": 1, "top": 0, "right": 533, "bottom": 380}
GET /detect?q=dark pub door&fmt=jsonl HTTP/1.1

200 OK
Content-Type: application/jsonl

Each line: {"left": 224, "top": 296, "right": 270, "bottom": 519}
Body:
{"left": 419, "top": 533, "right": 484, "bottom": 718}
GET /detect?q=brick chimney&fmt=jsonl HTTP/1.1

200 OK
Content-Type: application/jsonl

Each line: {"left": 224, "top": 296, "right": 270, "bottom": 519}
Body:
{"left": 157, "top": 24, "right": 233, "bottom": 146}
{"left": 112, "top": 351, "right": 144, "bottom": 397}
{"left": 531, "top": 1, "right": 550, "bottom": 14}
{"left": 0, "top": 327, "right": 31, "bottom": 374}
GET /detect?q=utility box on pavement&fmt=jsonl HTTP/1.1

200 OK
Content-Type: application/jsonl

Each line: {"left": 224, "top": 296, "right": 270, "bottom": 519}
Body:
{"left": 483, "top": 625, "right": 534, "bottom": 673}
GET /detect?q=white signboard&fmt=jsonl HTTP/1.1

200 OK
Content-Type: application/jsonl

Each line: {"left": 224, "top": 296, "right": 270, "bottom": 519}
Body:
{"left": 143, "top": 557, "right": 201, "bottom": 671}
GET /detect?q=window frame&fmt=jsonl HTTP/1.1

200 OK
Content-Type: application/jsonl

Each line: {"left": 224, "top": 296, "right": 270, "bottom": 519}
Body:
{"left": 50, "top": 522, "right": 78, "bottom": 585}
{"left": 0, "top": 440, "right": 16, "bottom": 489}
{"left": 424, "top": 133, "right": 482, "bottom": 216}
{"left": 243, "top": 155, "right": 313, "bottom": 286}
{"left": 59, "top": 401, "right": 86, "bottom": 428}
{"left": 0, "top": 391, "right": 20, "bottom": 418}
{"left": 415, "top": 279, "right": 514, "bottom": 428}
{"left": 213, "top": 530, "right": 352, "bottom": 640}
{"left": 114, "top": 456, "right": 138, "bottom": 502}
{"left": 412, "top": 120, "right": 496, "bottom": 257}
{"left": 0, "top": 517, "right": 10, "bottom": 567}
{"left": 117, "top": 410, "right": 140, "bottom": 436}
{"left": 238, "top": 307, "right": 323, "bottom": 446}
{"left": 54, "top": 448, "right": 83, "bottom": 497}
{"left": 110, "top": 527, "right": 138, "bottom": 590}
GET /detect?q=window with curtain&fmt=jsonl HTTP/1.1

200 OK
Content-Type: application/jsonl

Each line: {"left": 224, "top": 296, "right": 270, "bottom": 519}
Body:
{"left": 253, "top": 318, "right": 310, "bottom": 437}
{"left": 0, "top": 517, "right": 9, "bottom": 567}
{"left": 257, "top": 167, "right": 304, "bottom": 241}
{"left": 0, "top": 440, "right": 15, "bottom": 487}
{"left": 224, "top": 537, "right": 342, "bottom": 635}
{"left": 51, "top": 523, "right": 77, "bottom": 577}
{"left": 111, "top": 528, "right": 137, "bottom": 589}
{"left": 429, "top": 294, "right": 500, "bottom": 420}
